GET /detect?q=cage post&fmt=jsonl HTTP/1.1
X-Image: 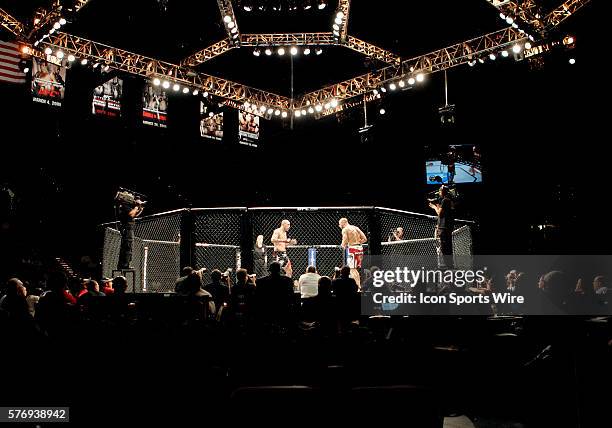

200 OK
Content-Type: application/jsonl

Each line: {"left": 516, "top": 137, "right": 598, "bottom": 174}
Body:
{"left": 180, "top": 208, "right": 193, "bottom": 270}
{"left": 368, "top": 207, "right": 382, "bottom": 255}
{"left": 240, "top": 208, "right": 254, "bottom": 274}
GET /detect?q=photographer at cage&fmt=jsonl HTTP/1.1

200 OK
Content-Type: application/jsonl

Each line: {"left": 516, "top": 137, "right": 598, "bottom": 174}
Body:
{"left": 116, "top": 196, "right": 144, "bottom": 270}
{"left": 429, "top": 185, "right": 454, "bottom": 269}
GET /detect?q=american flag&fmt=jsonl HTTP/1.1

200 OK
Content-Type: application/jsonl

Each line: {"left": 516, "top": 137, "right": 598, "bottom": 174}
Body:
{"left": 0, "top": 40, "right": 26, "bottom": 84}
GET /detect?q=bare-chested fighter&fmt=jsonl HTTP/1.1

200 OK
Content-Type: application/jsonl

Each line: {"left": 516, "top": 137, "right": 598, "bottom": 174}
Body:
{"left": 271, "top": 219, "right": 297, "bottom": 278}
{"left": 339, "top": 217, "right": 367, "bottom": 288}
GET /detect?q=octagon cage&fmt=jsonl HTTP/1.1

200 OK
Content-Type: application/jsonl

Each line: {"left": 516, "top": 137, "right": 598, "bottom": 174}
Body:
{"left": 101, "top": 207, "right": 475, "bottom": 292}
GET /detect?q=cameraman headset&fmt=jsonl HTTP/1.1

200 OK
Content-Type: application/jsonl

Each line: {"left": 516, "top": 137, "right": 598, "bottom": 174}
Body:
{"left": 428, "top": 185, "right": 454, "bottom": 269}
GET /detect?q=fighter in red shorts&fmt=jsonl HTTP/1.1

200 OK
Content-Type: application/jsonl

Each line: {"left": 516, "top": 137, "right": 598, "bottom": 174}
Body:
{"left": 338, "top": 217, "right": 367, "bottom": 288}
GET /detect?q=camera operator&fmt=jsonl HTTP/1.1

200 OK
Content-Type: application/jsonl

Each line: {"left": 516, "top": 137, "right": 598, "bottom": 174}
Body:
{"left": 429, "top": 185, "right": 454, "bottom": 269}
{"left": 116, "top": 198, "right": 144, "bottom": 270}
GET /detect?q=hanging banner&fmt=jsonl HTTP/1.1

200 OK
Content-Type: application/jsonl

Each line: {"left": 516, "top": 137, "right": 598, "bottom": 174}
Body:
{"left": 238, "top": 111, "right": 260, "bottom": 147}
{"left": 92, "top": 76, "right": 123, "bottom": 117}
{"left": 200, "top": 101, "right": 223, "bottom": 141}
{"left": 142, "top": 84, "right": 168, "bottom": 128}
{"left": 31, "top": 57, "right": 66, "bottom": 107}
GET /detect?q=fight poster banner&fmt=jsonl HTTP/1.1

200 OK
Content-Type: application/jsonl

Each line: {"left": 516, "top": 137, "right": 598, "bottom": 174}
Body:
{"left": 31, "top": 57, "right": 66, "bottom": 107}
{"left": 92, "top": 77, "right": 123, "bottom": 118}
{"left": 200, "top": 101, "right": 223, "bottom": 141}
{"left": 238, "top": 111, "right": 260, "bottom": 147}
{"left": 142, "top": 84, "right": 168, "bottom": 128}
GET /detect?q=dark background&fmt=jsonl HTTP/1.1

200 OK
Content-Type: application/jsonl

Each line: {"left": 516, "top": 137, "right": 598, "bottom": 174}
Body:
{"left": 0, "top": 0, "right": 607, "bottom": 278}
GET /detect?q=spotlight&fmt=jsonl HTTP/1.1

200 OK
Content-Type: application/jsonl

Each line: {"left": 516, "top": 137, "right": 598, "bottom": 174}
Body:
{"left": 478, "top": 58, "right": 485, "bottom": 64}
{"left": 223, "top": 15, "right": 232, "bottom": 23}
{"left": 244, "top": 6, "right": 252, "bottom": 11}
{"left": 182, "top": 87, "right": 189, "bottom": 94}
{"left": 304, "top": 47, "right": 311, "bottom": 55}
{"left": 512, "top": 44, "right": 522, "bottom": 53}
{"left": 489, "top": 53, "right": 496, "bottom": 60}
{"left": 315, "top": 104, "right": 323, "bottom": 112}
{"left": 512, "top": 23, "right": 519, "bottom": 29}
{"left": 389, "top": 83, "right": 397, "bottom": 90}
{"left": 380, "top": 87, "right": 387, "bottom": 93}
{"left": 569, "top": 58, "right": 576, "bottom": 65}
{"left": 44, "top": 47, "right": 52, "bottom": 55}
{"left": 49, "top": 28, "right": 55, "bottom": 34}
{"left": 253, "top": 48, "right": 261, "bottom": 56}
{"left": 244, "top": 101, "right": 250, "bottom": 108}
{"left": 373, "top": 89, "right": 378, "bottom": 95}
{"left": 501, "top": 50, "right": 509, "bottom": 57}
{"left": 335, "top": 17, "right": 342, "bottom": 25}
{"left": 333, "top": 30, "right": 339, "bottom": 36}
{"left": 398, "top": 80, "right": 405, "bottom": 88}
{"left": 315, "top": 48, "right": 323, "bottom": 55}
{"left": 53, "top": 22, "right": 61, "bottom": 30}
{"left": 193, "top": 89, "right": 199, "bottom": 95}
{"left": 499, "top": 13, "right": 505, "bottom": 20}
{"left": 318, "top": 1, "right": 326, "bottom": 10}
{"left": 416, "top": 73, "right": 425, "bottom": 82}
{"left": 281, "top": 111, "right": 288, "bottom": 118}
{"left": 203, "top": 91, "right": 209, "bottom": 97}
{"left": 59, "top": 18, "right": 67, "bottom": 25}
{"left": 260, "top": 105, "right": 267, "bottom": 112}
{"left": 23, "top": 67, "right": 30, "bottom": 73}
{"left": 333, "top": 24, "right": 340, "bottom": 31}
{"left": 209, "top": 112, "right": 214, "bottom": 117}
{"left": 290, "top": 46, "right": 298, "bottom": 55}
{"left": 153, "top": 78, "right": 161, "bottom": 86}
{"left": 34, "top": 41, "right": 40, "bottom": 47}
{"left": 324, "top": 102, "right": 331, "bottom": 109}
{"left": 408, "top": 77, "right": 415, "bottom": 85}
{"left": 93, "top": 62, "right": 100, "bottom": 68}
{"left": 21, "top": 46, "right": 30, "bottom": 54}
{"left": 379, "top": 108, "right": 386, "bottom": 115}
{"left": 565, "top": 36, "right": 575, "bottom": 45}
{"left": 301, "top": 109, "right": 307, "bottom": 115}
{"left": 67, "top": 54, "right": 75, "bottom": 62}
{"left": 295, "top": 110, "right": 302, "bottom": 117}
{"left": 267, "top": 108, "right": 273, "bottom": 114}
{"left": 278, "top": 47, "right": 285, "bottom": 56}
{"left": 162, "top": 81, "right": 170, "bottom": 89}
{"left": 34, "top": 18, "right": 41, "bottom": 25}
{"left": 330, "top": 98, "right": 338, "bottom": 107}
{"left": 468, "top": 60, "right": 476, "bottom": 67}
{"left": 336, "top": 11, "right": 344, "bottom": 19}
{"left": 81, "top": 58, "right": 88, "bottom": 65}
{"left": 227, "top": 21, "right": 235, "bottom": 29}
{"left": 304, "top": 2, "right": 312, "bottom": 10}
{"left": 524, "top": 42, "right": 532, "bottom": 50}
{"left": 265, "top": 48, "right": 272, "bottom": 56}
{"left": 103, "top": 65, "right": 110, "bottom": 71}
{"left": 308, "top": 107, "right": 315, "bottom": 114}
{"left": 56, "top": 50, "right": 64, "bottom": 59}
{"left": 274, "top": 109, "right": 280, "bottom": 116}
{"left": 506, "top": 16, "right": 514, "bottom": 24}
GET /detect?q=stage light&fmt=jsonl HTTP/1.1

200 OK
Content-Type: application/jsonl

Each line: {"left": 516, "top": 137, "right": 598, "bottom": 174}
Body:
{"left": 34, "top": 18, "right": 41, "bottom": 25}
{"left": 489, "top": 53, "right": 496, "bottom": 60}
{"left": 308, "top": 107, "right": 315, "bottom": 114}
{"left": 380, "top": 87, "right": 387, "bottom": 93}
{"left": 304, "top": 47, "right": 311, "bottom": 55}
{"left": 244, "top": 101, "right": 250, "bottom": 108}
{"left": 318, "top": 1, "right": 327, "bottom": 10}
{"left": 565, "top": 36, "right": 575, "bottom": 45}
{"left": 267, "top": 108, "right": 273, "bottom": 114}
{"left": 416, "top": 73, "right": 425, "bottom": 82}
{"left": 265, "top": 48, "right": 272, "bottom": 56}
{"left": 260, "top": 105, "right": 267, "bottom": 112}
{"left": 478, "top": 58, "right": 485, "bottom": 64}
{"left": 232, "top": 32, "right": 239, "bottom": 38}
{"left": 506, "top": 16, "right": 514, "bottom": 24}
{"left": 203, "top": 91, "right": 209, "bottom": 97}
{"left": 569, "top": 58, "right": 576, "bottom": 65}
{"left": 44, "top": 47, "right": 52, "bottom": 55}
{"left": 227, "top": 21, "right": 235, "bottom": 29}
{"left": 290, "top": 46, "right": 298, "bottom": 55}
{"left": 333, "top": 24, "right": 340, "bottom": 31}
{"left": 315, "top": 104, "right": 323, "bottom": 112}
{"left": 499, "top": 13, "right": 505, "bottom": 20}
{"left": 408, "top": 77, "right": 415, "bottom": 85}
{"left": 193, "top": 89, "right": 199, "bottom": 95}
{"left": 501, "top": 50, "right": 509, "bottom": 57}
{"left": 244, "top": 5, "right": 252, "bottom": 11}
{"left": 56, "top": 50, "right": 64, "bottom": 59}
{"left": 468, "top": 60, "right": 476, "bottom": 67}
{"left": 389, "top": 83, "right": 397, "bottom": 90}
{"left": 301, "top": 109, "right": 307, "bottom": 115}
{"left": 182, "top": 87, "right": 189, "bottom": 94}
{"left": 59, "top": 18, "right": 67, "bottom": 25}
{"left": 330, "top": 98, "right": 338, "bottom": 107}
{"left": 278, "top": 47, "right": 285, "bottom": 56}
{"left": 333, "top": 30, "right": 339, "bottom": 36}
{"left": 274, "top": 109, "right": 281, "bottom": 116}
{"left": 67, "top": 54, "right": 75, "bottom": 62}
{"left": 23, "top": 67, "right": 30, "bottom": 73}
{"left": 379, "top": 108, "right": 386, "bottom": 115}
{"left": 103, "top": 65, "right": 110, "bottom": 71}
{"left": 281, "top": 111, "right": 288, "bottom": 118}
{"left": 209, "top": 112, "right": 214, "bottom": 117}
{"left": 81, "top": 58, "right": 88, "bottom": 65}
{"left": 53, "top": 22, "right": 61, "bottom": 30}
{"left": 21, "top": 46, "right": 30, "bottom": 54}
{"left": 512, "top": 44, "right": 522, "bottom": 53}
{"left": 162, "top": 80, "right": 170, "bottom": 89}
{"left": 253, "top": 48, "right": 261, "bottom": 56}
{"left": 324, "top": 102, "right": 331, "bottom": 109}
{"left": 34, "top": 41, "right": 40, "bottom": 47}
{"left": 512, "top": 22, "right": 518, "bottom": 29}
{"left": 524, "top": 42, "right": 532, "bottom": 50}
{"left": 335, "top": 17, "right": 343, "bottom": 25}
{"left": 373, "top": 89, "right": 379, "bottom": 95}
{"left": 337, "top": 11, "right": 344, "bottom": 19}
{"left": 295, "top": 110, "right": 302, "bottom": 117}
{"left": 304, "top": 2, "right": 312, "bottom": 10}
{"left": 398, "top": 80, "right": 405, "bottom": 88}
{"left": 224, "top": 15, "right": 232, "bottom": 23}
{"left": 315, "top": 48, "right": 323, "bottom": 55}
